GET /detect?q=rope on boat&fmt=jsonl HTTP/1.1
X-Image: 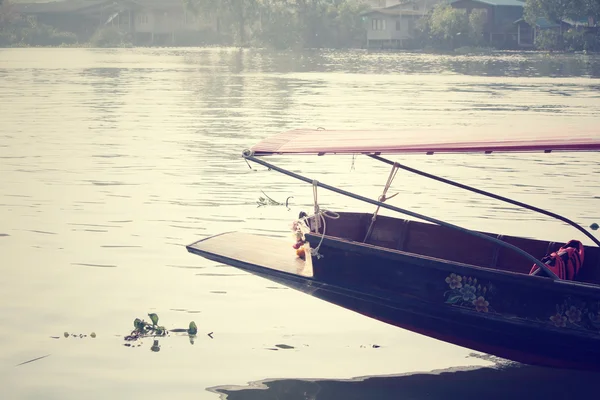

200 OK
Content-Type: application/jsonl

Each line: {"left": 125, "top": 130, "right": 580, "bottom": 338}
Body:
{"left": 296, "top": 180, "right": 340, "bottom": 259}
{"left": 305, "top": 209, "right": 340, "bottom": 259}
{"left": 364, "top": 163, "right": 400, "bottom": 243}
{"left": 312, "top": 180, "right": 321, "bottom": 232}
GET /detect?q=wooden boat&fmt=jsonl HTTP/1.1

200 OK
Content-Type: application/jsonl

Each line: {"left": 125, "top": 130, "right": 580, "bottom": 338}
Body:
{"left": 186, "top": 128, "right": 600, "bottom": 370}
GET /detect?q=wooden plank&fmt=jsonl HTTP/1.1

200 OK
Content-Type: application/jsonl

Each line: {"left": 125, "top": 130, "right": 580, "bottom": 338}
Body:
{"left": 187, "top": 232, "right": 313, "bottom": 277}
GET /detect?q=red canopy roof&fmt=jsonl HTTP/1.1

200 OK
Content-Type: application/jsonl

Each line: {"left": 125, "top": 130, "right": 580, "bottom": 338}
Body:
{"left": 249, "top": 128, "right": 600, "bottom": 156}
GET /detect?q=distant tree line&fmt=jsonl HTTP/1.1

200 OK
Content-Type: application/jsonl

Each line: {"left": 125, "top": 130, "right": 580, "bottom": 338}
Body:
{"left": 0, "top": 0, "right": 80, "bottom": 46}
{"left": 407, "top": 1, "right": 600, "bottom": 52}
{"left": 185, "top": 0, "right": 370, "bottom": 49}
{"left": 1, "top": 0, "right": 369, "bottom": 48}
{"left": 3, "top": 0, "right": 599, "bottom": 51}
{"left": 525, "top": 0, "right": 600, "bottom": 51}
{"left": 525, "top": 0, "right": 600, "bottom": 23}
{"left": 411, "top": 4, "right": 487, "bottom": 51}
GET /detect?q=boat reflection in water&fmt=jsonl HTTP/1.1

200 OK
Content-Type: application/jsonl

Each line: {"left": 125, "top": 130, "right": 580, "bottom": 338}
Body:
{"left": 210, "top": 360, "right": 600, "bottom": 400}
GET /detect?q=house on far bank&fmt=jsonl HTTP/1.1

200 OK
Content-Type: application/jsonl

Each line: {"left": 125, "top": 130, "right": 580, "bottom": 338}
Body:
{"left": 13, "top": 0, "right": 116, "bottom": 42}
{"left": 513, "top": 16, "right": 597, "bottom": 47}
{"left": 361, "top": 0, "right": 598, "bottom": 50}
{"left": 362, "top": 0, "right": 444, "bottom": 49}
{"left": 14, "top": 0, "right": 216, "bottom": 45}
{"left": 450, "top": 0, "right": 525, "bottom": 48}
{"left": 113, "top": 0, "right": 216, "bottom": 45}
{"left": 513, "top": 17, "right": 569, "bottom": 47}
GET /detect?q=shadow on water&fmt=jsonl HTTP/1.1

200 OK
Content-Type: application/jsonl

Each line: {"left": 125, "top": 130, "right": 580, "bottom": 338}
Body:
{"left": 211, "top": 362, "right": 600, "bottom": 400}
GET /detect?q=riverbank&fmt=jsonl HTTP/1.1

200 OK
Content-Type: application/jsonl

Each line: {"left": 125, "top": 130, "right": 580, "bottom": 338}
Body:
{"left": 3, "top": 2, "right": 599, "bottom": 52}
{"left": 4, "top": 42, "right": 600, "bottom": 60}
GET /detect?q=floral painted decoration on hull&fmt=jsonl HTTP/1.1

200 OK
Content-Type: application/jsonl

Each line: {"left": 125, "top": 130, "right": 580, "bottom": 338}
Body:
{"left": 444, "top": 273, "right": 494, "bottom": 313}
{"left": 550, "top": 298, "right": 600, "bottom": 333}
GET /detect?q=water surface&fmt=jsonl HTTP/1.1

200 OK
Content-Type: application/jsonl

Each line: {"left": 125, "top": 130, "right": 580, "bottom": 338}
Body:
{"left": 1, "top": 48, "right": 599, "bottom": 399}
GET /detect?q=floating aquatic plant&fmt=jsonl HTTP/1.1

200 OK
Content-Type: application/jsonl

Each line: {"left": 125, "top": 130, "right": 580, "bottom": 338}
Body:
{"left": 150, "top": 340, "right": 161, "bottom": 352}
{"left": 54, "top": 313, "right": 204, "bottom": 351}
{"left": 125, "top": 314, "right": 168, "bottom": 341}
{"left": 188, "top": 321, "right": 198, "bottom": 335}
{"left": 123, "top": 313, "right": 202, "bottom": 346}
{"left": 60, "top": 332, "right": 95, "bottom": 339}
{"left": 256, "top": 191, "right": 293, "bottom": 209}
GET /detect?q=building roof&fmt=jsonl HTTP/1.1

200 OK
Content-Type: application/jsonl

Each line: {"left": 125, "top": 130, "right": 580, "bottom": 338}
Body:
{"left": 13, "top": 0, "right": 185, "bottom": 13}
{"left": 14, "top": 0, "right": 113, "bottom": 13}
{"left": 514, "top": 17, "right": 560, "bottom": 28}
{"left": 451, "top": 0, "right": 525, "bottom": 7}
{"left": 361, "top": 3, "right": 428, "bottom": 16}
{"left": 362, "top": 9, "right": 425, "bottom": 16}
{"left": 128, "top": 0, "right": 185, "bottom": 11}
{"left": 563, "top": 16, "right": 595, "bottom": 26}
{"left": 514, "top": 16, "right": 592, "bottom": 28}
{"left": 534, "top": 17, "right": 560, "bottom": 28}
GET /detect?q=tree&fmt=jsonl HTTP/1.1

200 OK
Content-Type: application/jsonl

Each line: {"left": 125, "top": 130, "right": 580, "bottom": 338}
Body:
{"left": 524, "top": 0, "right": 600, "bottom": 51}
{"left": 185, "top": 0, "right": 261, "bottom": 45}
{"left": 525, "top": 0, "right": 600, "bottom": 25}
{"left": 331, "top": 0, "right": 370, "bottom": 48}
{"left": 468, "top": 8, "right": 487, "bottom": 45}
{"left": 185, "top": 0, "right": 370, "bottom": 49}
{"left": 0, "top": 0, "right": 17, "bottom": 30}
{"left": 253, "top": 0, "right": 300, "bottom": 49}
{"left": 428, "top": 4, "right": 469, "bottom": 49}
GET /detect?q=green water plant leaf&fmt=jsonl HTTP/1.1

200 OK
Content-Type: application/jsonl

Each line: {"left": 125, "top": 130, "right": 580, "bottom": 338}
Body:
{"left": 125, "top": 313, "right": 203, "bottom": 345}
{"left": 134, "top": 318, "right": 143, "bottom": 330}
{"left": 148, "top": 313, "right": 159, "bottom": 326}
{"left": 188, "top": 321, "right": 198, "bottom": 335}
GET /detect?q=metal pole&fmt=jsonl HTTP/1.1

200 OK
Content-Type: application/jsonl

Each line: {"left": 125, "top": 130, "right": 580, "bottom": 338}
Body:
{"left": 243, "top": 152, "right": 559, "bottom": 280}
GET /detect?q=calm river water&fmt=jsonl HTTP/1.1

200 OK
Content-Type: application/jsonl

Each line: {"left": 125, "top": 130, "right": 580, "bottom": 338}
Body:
{"left": 1, "top": 48, "right": 599, "bottom": 399}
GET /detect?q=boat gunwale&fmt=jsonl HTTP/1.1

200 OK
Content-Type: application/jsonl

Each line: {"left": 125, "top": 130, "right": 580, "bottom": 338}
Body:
{"left": 187, "top": 230, "right": 600, "bottom": 295}
{"left": 305, "top": 233, "right": 600, "bottom": 295}
{"left": 186, "top": 231, "right": 237, "bottom": 248}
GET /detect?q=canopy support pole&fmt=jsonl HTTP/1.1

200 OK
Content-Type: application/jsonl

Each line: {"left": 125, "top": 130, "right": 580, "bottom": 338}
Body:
{"left": 364, "top": 162, "right": 399, "bottom": 243}
{"left": 367, "top": 154, "right": 600, "bottom": 248}
{"left": 242, "top": 152, "right": 559, "bottom": 280}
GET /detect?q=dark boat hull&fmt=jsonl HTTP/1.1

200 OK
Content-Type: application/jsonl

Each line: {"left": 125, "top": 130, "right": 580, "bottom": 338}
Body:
{"left": 187, "top": 231, "right": 600, "bottom": 371}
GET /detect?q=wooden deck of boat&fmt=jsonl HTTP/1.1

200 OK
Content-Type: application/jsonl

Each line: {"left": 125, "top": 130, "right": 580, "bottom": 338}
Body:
{"left": 186, "top": 232, "right": 313, "bottom": 277}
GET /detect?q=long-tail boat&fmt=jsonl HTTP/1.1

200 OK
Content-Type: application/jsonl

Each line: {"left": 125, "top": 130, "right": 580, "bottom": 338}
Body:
{"left": 186, "top": 128, "right": 600, "bottom": 370}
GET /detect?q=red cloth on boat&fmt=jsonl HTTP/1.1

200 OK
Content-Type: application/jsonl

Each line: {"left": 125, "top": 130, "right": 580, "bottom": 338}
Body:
{"left": 530, "top": 240, "right": 584, "bottom": 280}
